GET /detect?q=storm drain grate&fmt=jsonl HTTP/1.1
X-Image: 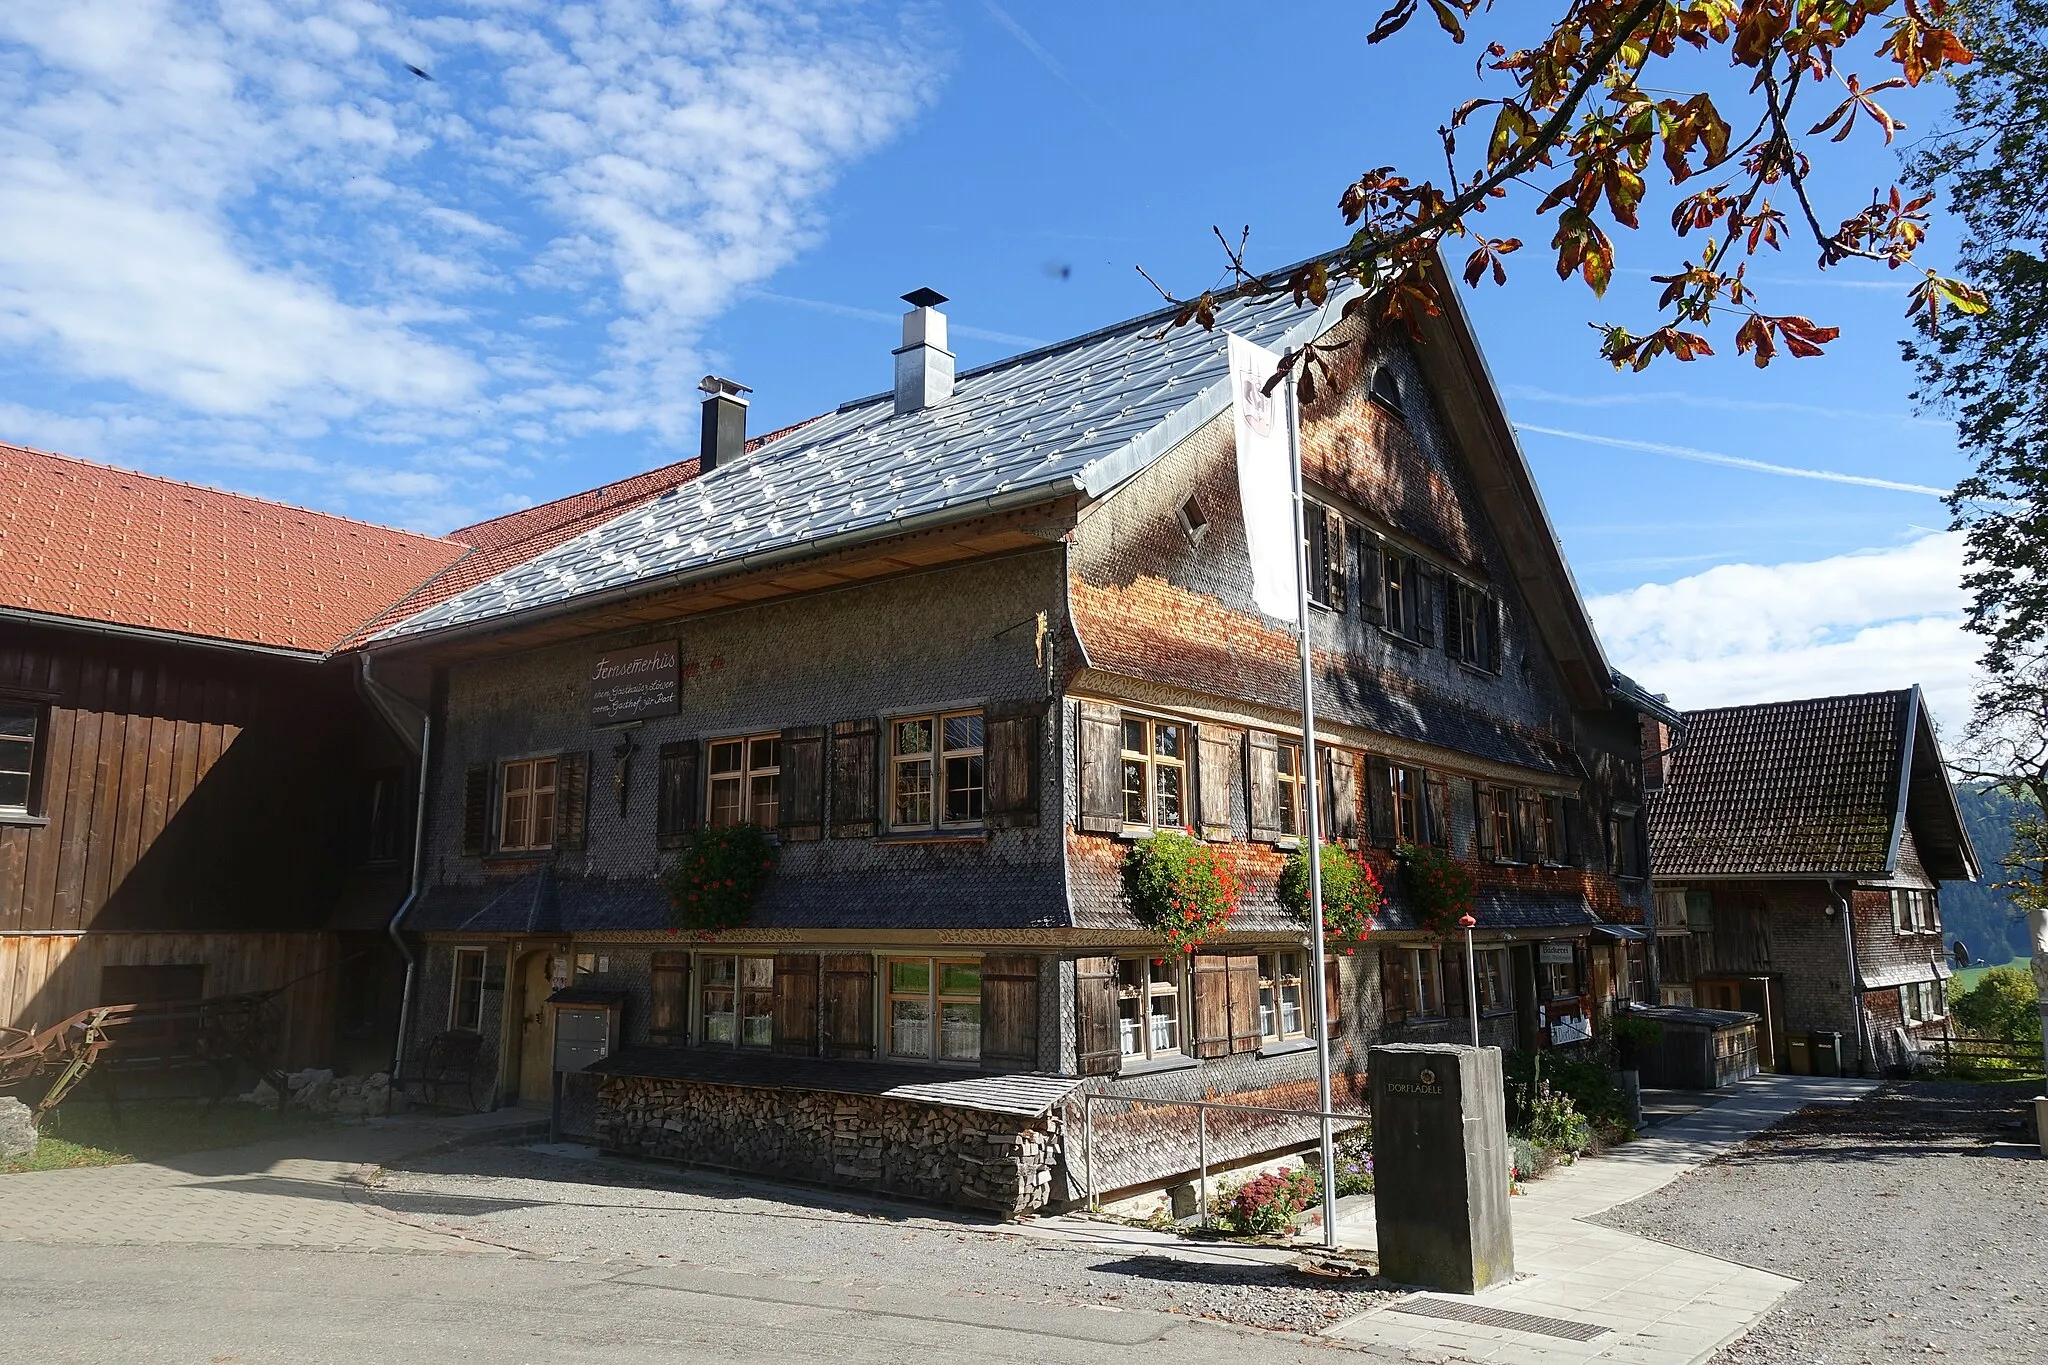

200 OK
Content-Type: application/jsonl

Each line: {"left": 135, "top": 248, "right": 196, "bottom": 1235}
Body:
{"left": 1389, "top": 1296, "right": 1613, "bottom": 1342}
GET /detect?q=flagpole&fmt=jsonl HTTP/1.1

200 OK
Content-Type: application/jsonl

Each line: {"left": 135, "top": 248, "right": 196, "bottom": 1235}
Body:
{"left": 1284, "top": 353, "right": 1339, "bottom": 1252}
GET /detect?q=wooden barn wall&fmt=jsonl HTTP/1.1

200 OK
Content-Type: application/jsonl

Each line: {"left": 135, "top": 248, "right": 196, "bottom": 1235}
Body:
{"left": 0, "top": 627, "right": 366, "bottom": 935}
{"left": 0, "top": 931, "right": 340, "bottom": 1067}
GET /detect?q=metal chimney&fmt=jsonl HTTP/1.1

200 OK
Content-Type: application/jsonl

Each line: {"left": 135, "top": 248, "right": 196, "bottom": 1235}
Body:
{"left": 893, "top": 288, "right": 954, "bottom": 416}
{"left": 698, "top": 375, "right": 750, "bottom": 473}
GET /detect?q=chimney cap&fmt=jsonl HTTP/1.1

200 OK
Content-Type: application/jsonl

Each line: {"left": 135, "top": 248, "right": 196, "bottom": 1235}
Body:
{"left": 901, "top": 287, "right": 948, "bottom": 309}
{"left": 699, "top": 374, "right": 753, "bottom": 397}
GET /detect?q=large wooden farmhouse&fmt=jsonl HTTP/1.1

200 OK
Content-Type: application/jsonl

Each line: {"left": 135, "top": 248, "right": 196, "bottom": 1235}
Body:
{"left": 360, "top": 269, "right": 1669, "bottom": 1211}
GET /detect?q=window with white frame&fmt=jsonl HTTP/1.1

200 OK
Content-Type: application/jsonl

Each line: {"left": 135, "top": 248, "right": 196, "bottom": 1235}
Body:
{"left": 499, "top": 757, "right": 558, "bottom": 851}
{"left": 1120, "top": 716, "right": 1188, "bottom": 829}
{"left": 1475, "top": 946, "right": 1512, "bottom": 1013}
{"left": 1259, "top": 952, "right": 1307, "bottom": 1040}
{"left": 1478, "top": 784, "right": 1516, "bottom": 860}
{"left": 1890, "top": 887, "right": 1938, "bottom": 935}
{"left": 1115, "top": 956, "right": 1182, "bottom": 1060}
{"left": 450, "top": 948, "right": 487, "bottom": 1032}
{"left": 707, "top": 735, "right": 779, "bottom": 828}
{"left": 700, "top": 955, "right": 774, "bottom": 1047}
{"left": 886, "top": 958, "right": 982, "bottom": 1062}
{"left": 1389, "top": 762, "right": 1424, "bottom": 843}
{"left": 1277, "top": 741, "right": 1304, "bottom": 838}
{"left": 1535, "top": 794, "right": 1566, "bottom": 864}
{"left": 1407, "top": 946, "right": 1444, "bottom": 1018}
{"left": 890, "top": 712, "right": 983, "bottom": 829}
{"left": 0, "top": 702, "right": 40, "bottom": 815}
{"left": 1900, "top": 979, "right": 1944, "bottom": 1024}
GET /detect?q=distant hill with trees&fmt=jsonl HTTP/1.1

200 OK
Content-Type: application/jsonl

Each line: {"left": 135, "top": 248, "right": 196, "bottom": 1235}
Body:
{"left": 1943, "top": 783, "right": 2035, "bottom": 966}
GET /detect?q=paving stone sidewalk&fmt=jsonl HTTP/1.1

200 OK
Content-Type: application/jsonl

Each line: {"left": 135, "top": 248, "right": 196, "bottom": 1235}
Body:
{"left": 0, "top": 1109, "right": 542, "bottom": 1254}
{"left": 1317, "top": 1075, "right": 1877, "bottom": 1364}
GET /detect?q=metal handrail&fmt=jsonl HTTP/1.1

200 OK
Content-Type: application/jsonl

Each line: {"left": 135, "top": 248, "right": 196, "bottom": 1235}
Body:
{"left": 1074, "top": 1091, "right": 1370, "bottom": 1221}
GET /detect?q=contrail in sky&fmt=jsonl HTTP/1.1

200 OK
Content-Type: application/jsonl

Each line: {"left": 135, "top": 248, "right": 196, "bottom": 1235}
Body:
{"left": 980, "top": 1, "right": 1132, "bottom": 144}
{"left": 1515, "top": 424, "right": 1951, "bottom": 498}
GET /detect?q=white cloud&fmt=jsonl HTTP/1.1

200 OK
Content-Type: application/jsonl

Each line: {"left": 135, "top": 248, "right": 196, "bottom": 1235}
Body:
{"left": 0, "top": 1, "right": 936, "bottom": 519}
{"left": 1589, "top": 533, "right": 1981, "bottom": 726}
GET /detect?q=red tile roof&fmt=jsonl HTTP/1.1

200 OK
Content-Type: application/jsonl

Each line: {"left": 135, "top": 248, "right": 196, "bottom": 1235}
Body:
{"left": 0, "top": 441, "right": 468, "bottom": 654}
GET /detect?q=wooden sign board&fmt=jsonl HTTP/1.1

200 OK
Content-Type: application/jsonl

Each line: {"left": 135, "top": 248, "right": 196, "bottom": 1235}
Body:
{"left": 591, "top": 641, "right": 679, "bottom": 724}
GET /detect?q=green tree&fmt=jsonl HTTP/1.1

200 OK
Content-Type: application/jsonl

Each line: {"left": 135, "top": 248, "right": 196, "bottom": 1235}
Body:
{"left": 1950, "top": 965, "right": 2043, "bottom": 1042}
{"left": 1952, "top": 664, "right": 2048, "bottom": 1049}
{"left": 1156, "top": 0, "right": 1986, "bottom": 392}
{"left": 1903, "top": 1, "right": 2048, "bottom": 676}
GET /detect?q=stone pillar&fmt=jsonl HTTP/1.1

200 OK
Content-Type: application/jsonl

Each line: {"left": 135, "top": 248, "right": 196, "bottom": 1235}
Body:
{"left": 1369, "top": 1043, "right": 1513, "bottom": 1293}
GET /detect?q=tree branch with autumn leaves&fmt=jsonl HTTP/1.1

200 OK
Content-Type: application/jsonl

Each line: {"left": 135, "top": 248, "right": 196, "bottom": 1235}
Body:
{"left": 1148, "top": 0, "right": 1989, "bottom": 392}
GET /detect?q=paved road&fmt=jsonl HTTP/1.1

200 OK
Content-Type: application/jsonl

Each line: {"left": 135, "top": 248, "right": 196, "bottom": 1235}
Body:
{"left": 0, "top": 1241, "right": 1350, "bottom": 1365}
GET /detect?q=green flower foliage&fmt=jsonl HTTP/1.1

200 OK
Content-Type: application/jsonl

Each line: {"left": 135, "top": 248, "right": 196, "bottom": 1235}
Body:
{"left": 1119, "top": 830, "right": 1243, "bottom": 956}
{"left": 1395, "top": 841, "right": 1477, "bottom": 938}
{"left": 1277, "top": 841, "right": 1384, "bottom": 953}
{"left": 662, "top": 823, "right": 778, "bottom": 937}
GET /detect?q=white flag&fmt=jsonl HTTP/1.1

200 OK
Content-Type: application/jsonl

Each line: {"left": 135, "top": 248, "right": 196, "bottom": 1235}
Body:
{"left": 1228, "top": 334, "right": 1299, "bottom": 624}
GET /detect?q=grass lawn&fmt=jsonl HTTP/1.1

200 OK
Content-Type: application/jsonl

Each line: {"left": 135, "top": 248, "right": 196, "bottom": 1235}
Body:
{"left": 3, "top": 1099, "right": 334, "bottom": 1175}
{"left": 1953, "top": 956, "right": 2032, "bottom": 991}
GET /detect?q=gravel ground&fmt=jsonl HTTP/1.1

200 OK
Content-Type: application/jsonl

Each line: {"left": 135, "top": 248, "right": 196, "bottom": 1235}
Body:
{"left": 1596, "top": 1080, "right": 2048, "bottom": 1364}
{"left": 365, "top": 1145, "right": 1399, "bottom": 1335}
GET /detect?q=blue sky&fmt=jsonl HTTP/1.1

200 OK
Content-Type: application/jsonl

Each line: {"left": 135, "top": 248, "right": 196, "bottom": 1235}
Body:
{"left": 0, "top": 1, "right": 1976, "bottom": 722}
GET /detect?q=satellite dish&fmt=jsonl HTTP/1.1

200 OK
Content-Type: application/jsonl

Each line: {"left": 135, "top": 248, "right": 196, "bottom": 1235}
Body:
{"left": 1950, "top": 939, "right": 1971, "bottom": 969}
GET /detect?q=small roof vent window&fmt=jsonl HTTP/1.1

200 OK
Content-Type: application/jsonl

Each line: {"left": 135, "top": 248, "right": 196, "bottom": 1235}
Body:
{"left": 1177, "top": 493, "right": 1209, "bottom": 548}
{"left": 1370, "top": 366, "right": 1404, "bottom": 415}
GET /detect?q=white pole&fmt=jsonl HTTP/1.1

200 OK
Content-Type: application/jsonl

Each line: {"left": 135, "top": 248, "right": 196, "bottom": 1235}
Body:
{"left": 1284, "top": 355, "right": 1339, "bottom": 1252}
{"left": 1462, "top": 915, "right": 1481, "bottom": 1048}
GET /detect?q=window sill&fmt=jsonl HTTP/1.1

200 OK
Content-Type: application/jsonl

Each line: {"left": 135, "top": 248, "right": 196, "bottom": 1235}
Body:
{"left": 1452, "top": 660, "right": 1502, "bottom": 680}
{"left": 876, "top": 831, "right": 990, "bottom": 846}
{"left": 1258, "top": 1037, "right": 1316, "bottom": 1059}
{"left": 483, "top": 849, "right": 553, "bottom": 863}
{"left": 1479, "top": 1007, "right": 1516, "bottom": 1020}
{"left": 1377, "top": 628, "right": 1423, "bottom": 650}
{"left": 0, "top": 812, "right": 48, "bottom": 828}
{"left": 1118, "top": 1053, "right": 1199, "bottom": 1076}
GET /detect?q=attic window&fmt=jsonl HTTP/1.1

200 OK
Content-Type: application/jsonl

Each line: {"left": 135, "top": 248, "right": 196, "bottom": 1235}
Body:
{"left": 1177, "top": 493, "right": 1209, "bottom": 547}
{"left": 1370, "top": 366, "right": 1404, "bottom": 416}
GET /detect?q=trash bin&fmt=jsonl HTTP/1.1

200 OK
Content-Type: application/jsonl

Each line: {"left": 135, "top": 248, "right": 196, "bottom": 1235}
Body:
{"left": 1787, "top": 1034, "right": 1812, "bottom": 1076}
{"left": 1810, "top": 1030, "right": 1843, "bottom": 1077}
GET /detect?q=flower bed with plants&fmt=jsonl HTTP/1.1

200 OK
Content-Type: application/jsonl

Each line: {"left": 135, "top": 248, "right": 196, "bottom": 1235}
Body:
{"left": 1277, "top": 841, "right": 1383, "bottom": 954}
{"left": 1120, "top": 830, "right": 1243, "bottom": 955}
{"left": 661, "top": 823, "right": 778, "bottom": 937}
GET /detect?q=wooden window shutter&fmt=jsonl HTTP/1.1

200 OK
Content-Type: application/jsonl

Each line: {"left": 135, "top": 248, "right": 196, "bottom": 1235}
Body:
{"left": 1246, "top": 729, "right": 1282, "bottom": 843}
{"left": 1076, "top": 701, "right": 1124, "bottom": 834}
{"left": 979, "top": 954, "right": 1040, "bottom": 1070}
{"left": 1191, "top": 955, "right": 1232, "bottom": 1059}
{"left": 779, "top": 725, "right": 825, "bottom": 841}
{"left": 461, "top": 766, "right": 490, "bottom": 856}
{"left": 1414, "top": 562, "right": 1439, "bottom": 647}
{"left": 830, "top": 718, "right": 879, "bottom": 838}
{"left": 1563, "top": 796, "right": 1591, "bottom": 866}
{"left": 1424, "top": 771, "right": 1451, "bottom": 849}
{"left": 1074, "top": 956, "right": 1121, "bottom": 1075}
{"left": 984, "top": 701, "right": 1045, "bottom": 830}
{"left": 656, "top": 741, "right": 700, "bottom": 848}
{"left": 555, "top": 750, "right": 590, "bottom": 850}
{"left": 1473, "top": 784, "right": 1495, "bottom": 860}
{"left": 1381, "top": 946, "right": 1411, "bottom": 1026}
{"left": 1323, "top": 959, "right": 1343, "bottom": 1032}
{"left": 1197, "top": 726, "right": 1239, "bottom": 842}
{"left": 1325, "top": 509, "right": 1349, "bottom": 613}
{"left": 1484, "top": 594, "right": 1502, "bottom": 672}
{"left": 1443, "top": 947, "right": 1468, "bottom": 1018}
{"left": 1516, "top": 790, "right": 1541, "bottom": 861}
{"left": 820, "top": 954, "right": 876, "bottom": 1058}
{"left": 772, "top": 953, "right": 820, "bottom": 1056}
{"left": 1365, "top": 757, "right": 1396, "bottom": 846}
{"left": 649, "top": 952, "right": 689, "bottom": 1041}
{"left": 1356, "top": 527, "right": 1385, "bottom": 624}
{"left": 1306, "top": 511, "right": 1329, "bottom": 608}
{"left": 1321, "top": 746, "right": 1360, "bottom": 843}
{"left": 1226, "top": 955, "right": 1262, "bottom": 1053}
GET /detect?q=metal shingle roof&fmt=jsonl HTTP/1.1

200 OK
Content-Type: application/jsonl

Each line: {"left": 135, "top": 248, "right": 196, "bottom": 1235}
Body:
{"left": 374, "top": 289, "right": 1345, "bottom": 641}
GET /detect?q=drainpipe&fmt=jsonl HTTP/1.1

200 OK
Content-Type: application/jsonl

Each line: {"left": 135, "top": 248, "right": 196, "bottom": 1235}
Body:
{"left": 1833, "top": 880, "right": 1871, "bottom": 1075}
{"left": 358, "top": 653, "right": 432, "bottom": 1082}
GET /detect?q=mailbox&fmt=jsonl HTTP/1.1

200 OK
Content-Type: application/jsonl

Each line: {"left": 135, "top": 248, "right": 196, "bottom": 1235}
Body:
{"left": 545, "top": 988, "right": 623, "bottom": 1073}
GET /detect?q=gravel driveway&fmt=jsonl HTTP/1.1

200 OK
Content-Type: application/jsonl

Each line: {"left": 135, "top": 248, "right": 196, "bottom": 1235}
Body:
{"left": 365, "top": 1145, "right": 1398, "bottom": 1335}
{"left": 1595, "top": 1080, "right": 2048, "bottom": 1364}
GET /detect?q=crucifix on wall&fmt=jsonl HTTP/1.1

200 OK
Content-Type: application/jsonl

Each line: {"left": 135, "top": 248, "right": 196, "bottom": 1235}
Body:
{"left": 612, "top": 729, "right": 639, "bottom": 819}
